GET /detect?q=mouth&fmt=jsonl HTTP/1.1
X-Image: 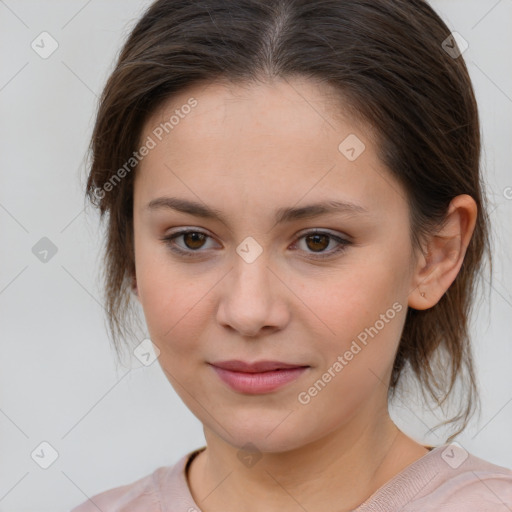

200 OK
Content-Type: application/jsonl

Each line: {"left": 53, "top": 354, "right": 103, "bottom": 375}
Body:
{"left": 208, "top": 360, "right": 310, "bottom": 394}
{"left": 209, "top": 359, "right": 309, "bottom": 373}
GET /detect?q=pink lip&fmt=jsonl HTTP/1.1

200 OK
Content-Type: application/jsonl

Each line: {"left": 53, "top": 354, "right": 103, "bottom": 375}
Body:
{"left": 209, "top": 360, "right": 309, "bottom": 394}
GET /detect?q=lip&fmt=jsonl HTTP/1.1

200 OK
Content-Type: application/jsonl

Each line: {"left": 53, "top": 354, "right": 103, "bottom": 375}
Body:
{"left": 210, "top": 359, "right": 308, "bottom": 373}
{"left": 209, "top": 360, "right": 310, "bottom": 394}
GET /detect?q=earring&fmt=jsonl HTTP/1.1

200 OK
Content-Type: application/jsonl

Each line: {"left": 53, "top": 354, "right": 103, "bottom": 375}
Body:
{"left": 420, "top": 291, "right": 426, "bottom": 298}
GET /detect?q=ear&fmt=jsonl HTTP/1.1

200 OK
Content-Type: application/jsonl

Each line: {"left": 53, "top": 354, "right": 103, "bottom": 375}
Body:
{"left": 408, "top": 194, "right": 477, "bottom": 310}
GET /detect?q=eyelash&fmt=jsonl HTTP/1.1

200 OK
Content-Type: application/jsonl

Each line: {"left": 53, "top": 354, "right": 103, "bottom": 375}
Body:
{"left": 160, "top": 229, "right": 351, "bottom": 260}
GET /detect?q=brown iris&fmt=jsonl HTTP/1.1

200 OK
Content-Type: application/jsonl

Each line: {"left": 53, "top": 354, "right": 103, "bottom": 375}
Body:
{"left": 304, "top": 233, "right": 330, "bottom": 252}
{"left": 183, "top": 232, "right": 207, "bottom": 250}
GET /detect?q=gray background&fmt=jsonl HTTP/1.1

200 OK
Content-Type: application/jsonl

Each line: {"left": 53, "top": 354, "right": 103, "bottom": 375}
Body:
{"left": 0, "top": 1, "right": 511, "bottom": 511}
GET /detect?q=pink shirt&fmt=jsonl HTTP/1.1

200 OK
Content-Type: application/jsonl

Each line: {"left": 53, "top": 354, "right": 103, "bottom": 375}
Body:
{"left": 70, "top": 443, "right": 512, "bottom": 511}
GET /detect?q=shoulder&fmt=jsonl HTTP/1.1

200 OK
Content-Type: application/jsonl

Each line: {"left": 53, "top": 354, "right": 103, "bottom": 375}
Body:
{"left": 69, "top": 450, "right": 196, "bottom": 512}
{"left": 358, "top": 443, "right": 512, "bottom": 511}
{"left": 69, "top": 467, "right": 164, "bottom": 512}
{"left": 408, "top": 444, "right": 512, "bottom": 511}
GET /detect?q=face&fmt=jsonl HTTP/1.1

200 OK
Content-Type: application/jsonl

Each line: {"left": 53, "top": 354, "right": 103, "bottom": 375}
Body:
{"left": 132, "top": 78, "right": 418, "bottom": 453}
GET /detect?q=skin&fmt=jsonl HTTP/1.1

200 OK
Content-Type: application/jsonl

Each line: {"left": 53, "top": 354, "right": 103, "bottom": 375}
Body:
{"left": 131, "top": 77, "right": 477, "bottom": 512}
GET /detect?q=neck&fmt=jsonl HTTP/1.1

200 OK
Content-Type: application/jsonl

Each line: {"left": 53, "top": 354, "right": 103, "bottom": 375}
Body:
{"left": 187, "top": 410, "right": 428, "bottom": 512}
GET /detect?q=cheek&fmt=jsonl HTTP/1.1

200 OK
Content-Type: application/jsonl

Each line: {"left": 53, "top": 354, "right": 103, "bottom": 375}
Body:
{"left": 134, "top": 242, "right": 218, "bottom": 364}
{"left": 294, "top": 269, "right": 406, "bottom": 427}
{"left": 134, "top": 237, "right": 185, "bottom": 337}
{"left": 321, "top": 267, "right": 402, "bottom": 329}
{"left": 310, "top": 254, "right": 408, "bottom": 373}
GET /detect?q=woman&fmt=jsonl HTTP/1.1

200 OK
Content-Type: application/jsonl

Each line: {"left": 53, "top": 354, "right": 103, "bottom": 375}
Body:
{"left": 71, "top": 0, "right": 512, "bottom": 510}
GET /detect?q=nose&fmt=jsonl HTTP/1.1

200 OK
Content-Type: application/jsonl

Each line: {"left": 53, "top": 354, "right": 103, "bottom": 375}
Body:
{"left": 216, "top": 253, "right": 290, "bottom": 338}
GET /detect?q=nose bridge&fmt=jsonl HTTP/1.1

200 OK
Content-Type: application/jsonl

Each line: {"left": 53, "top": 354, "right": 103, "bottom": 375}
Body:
{"left": 217, "top": 238, "right": 287, "bottom": 336}
{"left": 233, "top": 240, "right": 274, "bottom": 309}
{"left": 233, "top": 242, "right": 272, "bottom": 298}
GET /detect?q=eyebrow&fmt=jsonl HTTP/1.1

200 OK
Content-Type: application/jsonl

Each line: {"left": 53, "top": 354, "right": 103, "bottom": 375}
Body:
{"left": 146, "top": 196, "right": 369, "bottom": 225}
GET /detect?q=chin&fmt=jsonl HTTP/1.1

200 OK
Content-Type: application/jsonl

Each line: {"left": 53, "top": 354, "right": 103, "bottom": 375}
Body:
{"left": 208, "top": 416, "right": 315, "bottom": 455}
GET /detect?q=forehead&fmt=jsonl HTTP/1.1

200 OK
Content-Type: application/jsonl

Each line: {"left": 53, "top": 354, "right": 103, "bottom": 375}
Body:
{"left": 140, "top": 77, "right": 365, "bottom": 161}
{"left": 134, "top": 78, "right": 405, "bottom": 220}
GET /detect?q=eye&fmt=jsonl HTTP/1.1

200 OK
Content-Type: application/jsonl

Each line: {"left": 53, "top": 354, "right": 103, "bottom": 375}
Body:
{"left": 160, "top": 228, "right": 351, "bottom": 260}
{"left": 160, "top": 229, "right": 218, "bottom": 257}
{"left": 291, "top": 229, "right": 351, "bottom": 260}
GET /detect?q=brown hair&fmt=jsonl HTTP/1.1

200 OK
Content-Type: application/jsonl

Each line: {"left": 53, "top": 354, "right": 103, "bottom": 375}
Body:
{"left": 85, "top": 0, "right": 492, "bottom": 439}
